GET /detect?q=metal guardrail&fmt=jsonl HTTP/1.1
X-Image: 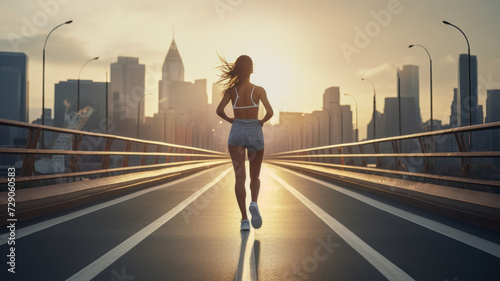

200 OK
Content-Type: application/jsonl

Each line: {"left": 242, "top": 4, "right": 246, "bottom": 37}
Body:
{"left": 0, "top": 118, "right": 229, "bottom": 187}
{"left": 266, "top": 121, "right": 500, "bottom": 191}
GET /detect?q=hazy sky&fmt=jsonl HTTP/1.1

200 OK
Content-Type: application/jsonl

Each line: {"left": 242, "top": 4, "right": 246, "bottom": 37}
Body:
{"left": 1, "top": 0, "right": 500, "bottom": 140}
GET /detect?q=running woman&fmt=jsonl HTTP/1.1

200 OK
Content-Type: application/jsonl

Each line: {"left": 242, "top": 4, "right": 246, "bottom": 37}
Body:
{"left": 216, "top": 55, "right": 274, "bottom": 231}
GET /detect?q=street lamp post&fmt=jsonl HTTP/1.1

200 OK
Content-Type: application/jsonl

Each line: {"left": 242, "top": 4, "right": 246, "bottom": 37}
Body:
{"left": 391, "top": 64, "right": 402, "bottom": 136}
{"left": 409, "top": 44, "right": 433, "bottom": 132}
{"left": 77, "top": 57, "right": 99, "bottom": 112}
{"left": 330, "top": 102, "right": 343, "bottom": 143}
{"left": 344, "top": 93, "right": 358, "bottom": 142}
{"left": 443, "top": 20, "right": 472, "bottom": 150}
{"left": 361, "top": 78, "right": 376, "bottom": 139}
{"left": 42, "top": 20, "right": 72, "bottom": 148}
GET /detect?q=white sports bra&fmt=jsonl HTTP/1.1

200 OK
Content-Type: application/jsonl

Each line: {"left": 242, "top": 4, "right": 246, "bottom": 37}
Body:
{"left": 233, "top": 85, "right": 259, "bottom": 109}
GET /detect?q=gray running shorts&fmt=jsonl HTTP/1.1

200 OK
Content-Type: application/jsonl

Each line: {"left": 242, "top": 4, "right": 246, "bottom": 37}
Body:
{"left": 228, "top": 119, "right": 264, "bottom": 152}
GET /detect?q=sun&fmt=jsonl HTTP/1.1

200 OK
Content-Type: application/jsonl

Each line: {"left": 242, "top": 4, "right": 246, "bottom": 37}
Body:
{"left": 250, "top": 52, "right": 294, "bottom": 121}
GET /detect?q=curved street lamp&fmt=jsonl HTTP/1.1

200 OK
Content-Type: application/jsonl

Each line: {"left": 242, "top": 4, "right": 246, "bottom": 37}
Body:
{"left": 77, "top": 57, "right": 99, "bottom": 112}
{"left": 361, "top": 78, "right": 376, "bottom": 139}
{"left": 409, "top": 44, "right": 433, "bottom": 132}
{"left": 443, "top": 20, "right": 472, "bottom": 150}
{"left": 42, "top": 20, "right": 72, "bottom": 147}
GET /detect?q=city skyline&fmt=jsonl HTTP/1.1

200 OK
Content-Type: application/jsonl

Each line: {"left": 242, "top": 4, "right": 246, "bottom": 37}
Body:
{"left": 1, "top": 0, "right": 500, "bottom": 140}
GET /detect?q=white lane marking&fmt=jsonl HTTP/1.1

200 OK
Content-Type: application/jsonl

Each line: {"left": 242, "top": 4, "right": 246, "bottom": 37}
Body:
{"left": 235, "top": 228, "right": 257, "bottom": 281}
{"left": 274, "top": 165, "right": 500, "bottom": 259}
{"left": 0, "top": 166, "right": 229, "bottom": 246}
{"left": 269, "top": 171, "right": 415, "bottom": 281}
{"left": 66, "top": 168, "right": 232, "bottom": 281}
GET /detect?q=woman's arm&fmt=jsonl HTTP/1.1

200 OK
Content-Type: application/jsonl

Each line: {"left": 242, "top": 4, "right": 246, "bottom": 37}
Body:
{"left": 216, "top": 90, "right": 234, "bottom": 124}
{"left": 259, "top": 88, "right": 274, "bottom": 126}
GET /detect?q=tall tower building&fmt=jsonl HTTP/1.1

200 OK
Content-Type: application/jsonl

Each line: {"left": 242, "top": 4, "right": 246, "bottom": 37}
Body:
{"left": 486, "top": 89, "right": 500, "bottom": 164}
{"left": 323, "top": 87, "right": 341, "bottom": 144}
{"left": 383, "top": 97, "right": 417, "bottom": 137}
{"left": 399, "top": 65, "right": 421, "bottom": 126}
{"left": 0, "top": 52, "right": 28, "bottom": 147}
{"left": 458, "top": 54, "right": 478, "bottom": 127}
{"left": 159, "top": 38, "right": 185, "bottom": 112}
{"left": 110, "top": 56, "right": 146, "bottom": 137}
{"left": 486, "top": 89, "right": 500, "bottom": 124}
{"left": 341, "top": 105, "right": 353, "bottom": 143}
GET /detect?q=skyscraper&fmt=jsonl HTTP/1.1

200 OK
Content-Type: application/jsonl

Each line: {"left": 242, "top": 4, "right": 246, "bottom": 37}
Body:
{"left": 323, "top": 87, "right": 341, "bottom": 144}
{"left": 458, "top": 54, "right": 478, "bottom": 127}
{"left": 399, "top": 65, "right": 421, "bottom": 126}
{"left": 110, "top": 56, "right": 145, "bottom": 137}
{"left": 486, "top": 89, "right": 500, "bottom": 164}
{"left": 486, "top": 90, "right": 500, "bottom": 124}
{"left": 383, "top": 97, "right": 417, "bottom": 138}
{"left": 159, "top": 38, "right": 185, "bottom": 113}
{"left": 0, "top": 52, "right": 28, "bottom": 146}
{"left": 341, "top": 105, "right": 353, "bottom": 143}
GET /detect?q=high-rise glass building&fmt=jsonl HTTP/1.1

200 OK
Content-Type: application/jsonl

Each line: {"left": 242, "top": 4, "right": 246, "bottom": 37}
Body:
{"left": 399, "top": 64, "right": 421, "bottom": 128}
{"left": 458, "top": 54, "right": 478, "bottom": 126}
{"left": 383, "top": 97, "right": 417, "bottom": 137}
{"left": 323, "top": 87, "right": 342, "bottom": 144}
{"left": 486, "top": 89, "right": 500, "bottom": 164}
{"left": 110, "top": 56, "right": 145, "bottom": 137}
{"left": 0, "top": 52, "right": 28, "bottom": 146}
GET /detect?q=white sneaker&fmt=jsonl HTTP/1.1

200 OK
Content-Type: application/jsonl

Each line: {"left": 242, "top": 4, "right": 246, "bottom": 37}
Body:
{"left": 249, "top": 202, "right": 262, "bottom": 229}
{"left": 240, "top": 219, "right": 250, "bottom": 231}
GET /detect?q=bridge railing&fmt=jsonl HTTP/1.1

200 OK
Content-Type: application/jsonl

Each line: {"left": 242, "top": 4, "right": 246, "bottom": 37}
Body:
{"left": 266, "top": 121, "right": 500, "bottom": 192}
{"left": 0, "top": 118, "right": 229, "bottom": 188}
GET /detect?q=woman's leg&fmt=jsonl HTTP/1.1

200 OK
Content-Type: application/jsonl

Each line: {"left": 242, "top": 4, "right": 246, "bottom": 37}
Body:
{"left": 248, "top": 149, "right": 264, "bottom": 202}
{"left": 228, "top": 145, "right": 248, "bottom": 221}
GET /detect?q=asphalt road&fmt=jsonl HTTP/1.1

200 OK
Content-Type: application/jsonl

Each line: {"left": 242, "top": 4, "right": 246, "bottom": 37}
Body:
{"left": 1, "top": 163, "right": 499, "bottom": 280}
